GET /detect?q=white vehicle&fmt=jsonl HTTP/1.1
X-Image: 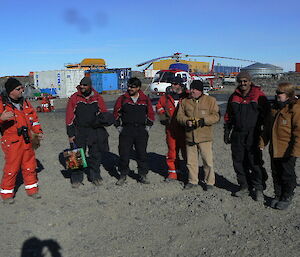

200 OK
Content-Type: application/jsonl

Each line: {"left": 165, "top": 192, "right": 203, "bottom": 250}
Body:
{"left": 149, "top": 70, "right": 192, "bottom": 95}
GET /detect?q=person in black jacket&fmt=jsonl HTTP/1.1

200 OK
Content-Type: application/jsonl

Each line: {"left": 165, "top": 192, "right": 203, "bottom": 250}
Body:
{"left": 113, "top": 77, "right": 155, "bottom": 185}
{"left": 66, "top": 77, "right": 114, "bottom": 188}
{"left": 224, "top": 72, "right": 270, "bottom": 201}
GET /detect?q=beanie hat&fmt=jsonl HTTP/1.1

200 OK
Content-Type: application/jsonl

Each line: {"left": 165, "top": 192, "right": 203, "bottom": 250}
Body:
{"left": 190, "top": 80, "right": 204, "bottom": 91}
{"left": 236, "top": 71, "right": 252, "bottom": 81}
{"left": 80, "top": 77, "right": 92, "bottom": 86}
{"left": 172, "top": 76, "right": 184, "bottom": 85}
{"left": 5, "top": 77, "right": 22, "bottom": 94}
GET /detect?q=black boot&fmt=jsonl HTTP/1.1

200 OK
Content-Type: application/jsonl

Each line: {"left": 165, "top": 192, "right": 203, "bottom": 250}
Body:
{"left": 234, "top": 187, "right": 249, "bottom": 198}
{"left": 116, "top": 175, "right": 126, "bottom": 186}
{"left": 270, "top": 196, "right": 280, "bottom": 208}
{"left": 139, "top": 174, "right": 150, "bottom": 184}
{"left": 254, "top": 189, "right": 264, "bottom": 202}
{"left": 276, "top": 196, "right": 292, "bottom": 210}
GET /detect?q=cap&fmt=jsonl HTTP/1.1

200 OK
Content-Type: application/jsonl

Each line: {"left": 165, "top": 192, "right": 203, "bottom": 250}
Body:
{"left": 80, "top": 77, "right": 92, "bottom": 86}
{"left": 172, "top": 76, "right": 184, "bottom": 85}
{"left": 190, "top": 80, "right": 204, "bottom": 91}
{"left": 5, "top": 78, "right": 22, "bottom": 95}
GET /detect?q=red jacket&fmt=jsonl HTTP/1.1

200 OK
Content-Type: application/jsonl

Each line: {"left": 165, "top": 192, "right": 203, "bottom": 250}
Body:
{"left": 66, "top": 88, "right": 107, "bottom": 137}
{"left": 0, "top": 95, "right": 43, "bottom": 142}
{"left": 156, "top": 91, "right": 187, "bottom": 128}
{"left": 113, "top": 90, "right": 155, "bottom": 127}
{"left": 224, "top": 85, "right": 270, "bottom": 131}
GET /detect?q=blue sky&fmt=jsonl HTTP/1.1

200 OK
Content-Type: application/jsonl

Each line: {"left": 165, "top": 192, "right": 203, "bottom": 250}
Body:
{"left": 0, "top": 0, "right": 299, "bottom": 76}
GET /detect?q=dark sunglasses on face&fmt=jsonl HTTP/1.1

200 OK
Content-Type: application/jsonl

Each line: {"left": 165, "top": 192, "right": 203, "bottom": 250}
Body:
{"left": 15, "top": 86, "right": 24, "bottom": 91}
{"left": 238, "top": 80, "right": 249, "bottom": 83}
{"left": 276, "top": 90, "right": 285, "bottom": 95}
{"left": 128, "top": 85, "right": 138, "bottom": 88}
{"left": 80, "top": 84, "right": 89, "bottom": 87}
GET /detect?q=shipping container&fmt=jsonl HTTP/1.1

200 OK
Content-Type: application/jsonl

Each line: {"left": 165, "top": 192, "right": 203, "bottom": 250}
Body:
{"left": 87, "top": 68, "right": 131, "bottom": 92}
{"left": 296, "top": 63, "right": 300, "bottom": 72}
{"left": 33, "top": 69, "right": 85, "bottom": 98}
{"left": 90, "top": 72, "right": 118, "bottom": 93}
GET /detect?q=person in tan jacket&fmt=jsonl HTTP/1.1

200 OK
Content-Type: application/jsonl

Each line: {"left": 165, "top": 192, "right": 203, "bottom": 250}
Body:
{"left": 177, "top": 80, "right": 220, "bottom": 190}
{"left": 262, "top": 83, "right": 300, "bottom": 210}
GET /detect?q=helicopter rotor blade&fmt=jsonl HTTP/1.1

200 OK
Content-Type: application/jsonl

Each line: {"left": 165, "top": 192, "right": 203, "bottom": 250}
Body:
{"left": 144, "top": 62, "right": 153, "bottom": 70}
{"left": 136, "top": 55, "right": 175, "bottom": 67}
{"left": 184, "top": 55, "right": 256, "bottom": 63}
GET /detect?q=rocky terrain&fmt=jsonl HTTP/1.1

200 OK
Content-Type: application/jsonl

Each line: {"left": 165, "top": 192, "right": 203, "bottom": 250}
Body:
{"left": 0, "top": 90, "right": 299, "bottom": 257}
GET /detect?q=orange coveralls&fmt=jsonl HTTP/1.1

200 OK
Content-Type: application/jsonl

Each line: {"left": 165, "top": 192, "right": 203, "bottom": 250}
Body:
{"left": 0, "top": 97, "right": 43, "bottom": 199}
{"left": 156, "top": 93, "right": 186, "bottom": 179}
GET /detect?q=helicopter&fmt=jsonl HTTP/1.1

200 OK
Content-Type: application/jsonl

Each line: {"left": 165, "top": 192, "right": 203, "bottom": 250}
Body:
{"left": 136, "top": 53, "right": 256, "bottom": 95}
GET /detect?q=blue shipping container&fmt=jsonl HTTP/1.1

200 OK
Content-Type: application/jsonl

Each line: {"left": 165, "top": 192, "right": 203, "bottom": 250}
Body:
{"left": 90, "top": 72, "right": 118, "bottom": 93}
{"left": 87, "top": 68, "right": 131, "bottom": 92}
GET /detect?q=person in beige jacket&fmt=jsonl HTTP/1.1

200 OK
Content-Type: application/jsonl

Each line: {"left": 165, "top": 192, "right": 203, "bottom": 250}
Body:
{"left": 177, "top": 80, "right": 220, "bottom": 190}
{"left": 261, "top": 82, "right": 300, "bottom": 210}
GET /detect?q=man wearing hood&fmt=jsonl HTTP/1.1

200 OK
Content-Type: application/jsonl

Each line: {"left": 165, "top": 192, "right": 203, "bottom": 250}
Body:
{"left": 0, "top": 78, "right": 43, "bottom": 204}
{"left": 66, "top": 76, "right": 114, "bottom": 188}
{"left": 156, "top": 76, "right": 188, "bottom": 181}
{"left": 224, "top": 71, "right": 270, "bottom": 201}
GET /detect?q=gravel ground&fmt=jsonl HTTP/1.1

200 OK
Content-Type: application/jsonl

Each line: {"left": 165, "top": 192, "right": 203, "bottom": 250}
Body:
{"left": 0, "top": 91, "right": 299, "bottom": 257}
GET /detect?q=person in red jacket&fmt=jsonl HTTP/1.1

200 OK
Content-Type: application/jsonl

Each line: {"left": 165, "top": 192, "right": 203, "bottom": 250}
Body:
{"left": 0, "top": 78, "right": 43, "bottom": 204}
{"left": 113, "top": 77, "right": 155, "bottom": 185}
{"left": 66, "top": 77, "right": 114, "bottom": 188}
{"left": 156, "top": 77, "right": 187, "bottom": 181}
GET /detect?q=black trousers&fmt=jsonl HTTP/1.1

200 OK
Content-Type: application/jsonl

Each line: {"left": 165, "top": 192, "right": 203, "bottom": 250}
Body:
{"left": 231, "top": 130, "right": 265, "bottom": 190}
{"left": 271, "top": 156, "right": 297, "bottom": 199}
{"left": 71, "top": 132, "right": 102, "bottom": 184}
{"left": 118, "top": 125, "right": 149, "bottom": 176}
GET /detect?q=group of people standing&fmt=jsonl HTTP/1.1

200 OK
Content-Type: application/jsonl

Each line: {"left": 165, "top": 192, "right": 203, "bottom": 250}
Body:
{"left": 0, "top": 72, "right": 299, "bottom": 211}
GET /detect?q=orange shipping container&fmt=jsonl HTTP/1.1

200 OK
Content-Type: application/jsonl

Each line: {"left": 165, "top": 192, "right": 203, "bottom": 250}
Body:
{"left": 296, "top": 63, "right": 300, "bottom": 72}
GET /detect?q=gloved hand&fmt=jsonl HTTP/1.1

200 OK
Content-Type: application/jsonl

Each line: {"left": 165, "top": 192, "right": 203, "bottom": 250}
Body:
{"left": 197, "top": 118, "right": 205, "bottom": 128}
{"left": 159, "top": 113, "right": 169, "bottom": 126}
{"left": 224, "top": 129, "right": 231, "bottom": 144}
{"left": 146, "top": 126, "right": 151, "bottom": 132}
{"left": 116, "top": 126, "right": 123, "bottom": 133}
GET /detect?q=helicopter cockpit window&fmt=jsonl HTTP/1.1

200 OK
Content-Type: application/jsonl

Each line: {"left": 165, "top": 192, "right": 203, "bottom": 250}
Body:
{"left": 153, "top": 72, "right": 162, "bottom": 83}
{"left": 153, "top": 71, "right": 176, "bottom": 83}
{"left": 162, "top": 72, "right": 175, "bottom": 83}
{"left": 181, "top": 74, "right": 187, "bottom": 82}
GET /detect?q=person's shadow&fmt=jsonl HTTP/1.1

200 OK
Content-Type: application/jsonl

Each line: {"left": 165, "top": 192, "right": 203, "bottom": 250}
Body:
{"left": 21, "top": 237, "right": 62, "bottom": 257}
{"left": 14, "top": 159, "right": 44, "bottom": 195}
{"left": 147, "top": 152, "right": 168, "bottom": 177}
{"left": 197, "top": 167, "right": 239, "bottom": 192}
{"left": 147, "top": 152, "right": 188, "bottom": 183}
{"left": 214, "top": 173, "right": 240, "bottom": 193}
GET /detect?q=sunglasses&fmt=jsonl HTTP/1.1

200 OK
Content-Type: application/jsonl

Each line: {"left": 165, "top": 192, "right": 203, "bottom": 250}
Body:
{"left": 15, "top": 86, "right": 24, "bottom": 91}
{"left": 237, "top": 80, "right": 249, "bottom": 83}
{"left": 79, "top": 84, "right": 89, "bottom": 87}
{"left": 276, "top": 90, "right": 285, "bottom": 95}
{"left": 128, "top": 85, "right": 139, "bottom": 88}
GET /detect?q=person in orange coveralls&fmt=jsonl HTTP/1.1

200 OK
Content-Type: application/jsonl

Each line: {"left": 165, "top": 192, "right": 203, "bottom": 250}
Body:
{"left": 0, "top": 78, "right": 43, "bottom": 204}
{"left": 156, "top": 76, "right": 188, "bottom": 181}
{"left": 41, "top": 96, "right": 52, "bottom": 112}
